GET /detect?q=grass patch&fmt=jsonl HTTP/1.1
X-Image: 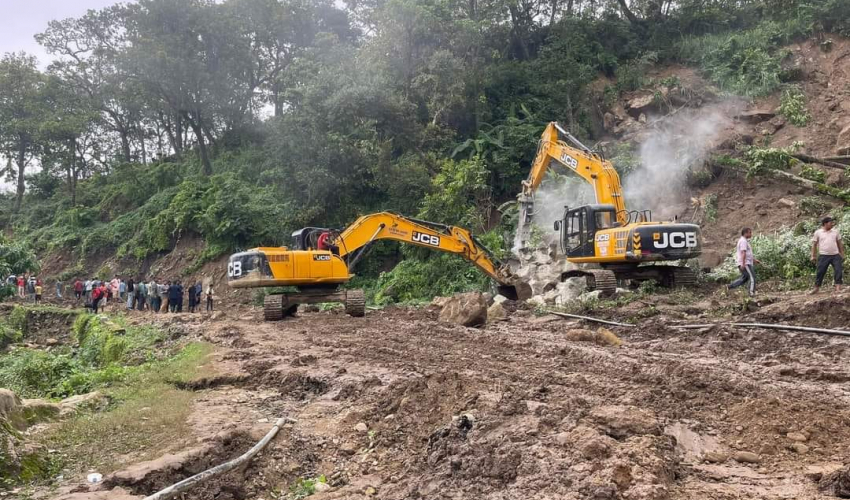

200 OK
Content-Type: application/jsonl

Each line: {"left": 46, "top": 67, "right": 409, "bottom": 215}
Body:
{"left": 676, "top": 19, "right": 808, "bottom": 96}
{"left": 41, "top": 342, "right": 214, "bottom": 476}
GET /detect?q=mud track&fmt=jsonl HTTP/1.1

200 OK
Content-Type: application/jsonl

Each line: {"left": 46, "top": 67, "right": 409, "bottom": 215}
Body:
{"left": 93, "top": 292, "right": 850, "bottom": 500}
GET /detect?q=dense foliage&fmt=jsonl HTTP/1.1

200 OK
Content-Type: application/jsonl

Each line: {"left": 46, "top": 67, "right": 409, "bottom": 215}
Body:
{"left": 0, "top": 0, "right": 845, "bottom": 301}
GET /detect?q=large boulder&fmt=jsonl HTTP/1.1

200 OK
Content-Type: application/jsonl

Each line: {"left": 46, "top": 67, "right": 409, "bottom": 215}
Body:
{"left": 0, "top": 388, "right": 26, "bottom": 430}
{"left": 487, "top": 302, "right": 508, "bottom": 323}
{"left": 438, "top": 292, "right": 488, "bottom": 327}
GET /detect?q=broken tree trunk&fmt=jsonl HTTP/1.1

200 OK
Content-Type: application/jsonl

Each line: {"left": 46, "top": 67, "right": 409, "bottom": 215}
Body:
{"left": 714, "top": 158, "right": 850, "bottom": 203}
{"left": 791, "top": 153, "right": 849, "bottom": 170}
{"left": 823, "top": 156, "right": 850, "bottom": 166}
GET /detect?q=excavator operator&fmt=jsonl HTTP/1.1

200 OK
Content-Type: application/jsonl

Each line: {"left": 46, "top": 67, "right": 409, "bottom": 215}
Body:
{"left": 317, "top": 231, "right": 340, "bottom": 255}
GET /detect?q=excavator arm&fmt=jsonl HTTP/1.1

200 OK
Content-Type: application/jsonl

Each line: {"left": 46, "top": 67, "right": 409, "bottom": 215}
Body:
{"left": 332, "top": 212, "right": 514, "bottom": 287}
{"left": 521, "top": 122, "right": 626, "bottom": 216}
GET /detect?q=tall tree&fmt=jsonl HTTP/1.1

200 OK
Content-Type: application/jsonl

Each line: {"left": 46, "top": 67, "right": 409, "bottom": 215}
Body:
{"left": 39, "top": 76, "right": 99, "bottom": 206}
{"left": 36, "top": 6, "right": 140, "bottom": 164}
{"left": 0, "top": 53, "right": 46, "bottom": 213}
{"left": 122, "top": 0, "right": 251, "bottom": 175}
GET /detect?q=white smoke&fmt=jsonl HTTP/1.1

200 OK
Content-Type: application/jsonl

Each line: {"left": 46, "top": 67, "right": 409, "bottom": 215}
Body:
{"left": 518, "top": 173, "right": 595, "bottom": 250}
{"left": 625, "top": 106, "right": 735, "bottom": 220}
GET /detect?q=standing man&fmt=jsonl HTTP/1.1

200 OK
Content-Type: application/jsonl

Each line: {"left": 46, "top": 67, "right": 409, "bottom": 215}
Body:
{"left": 812, "top": 216, "right": 844, "bottom": 293}
{"left": 728, "top": 227, "right": 759, "bottom": 296}
{"left": 187, "top": 282, "right": 196, "bottom": 313}
{"left": 126, "top": 279, "right": 135, "bottom": 310}
{"left": 74, "top": 279, "right": 83, "bottom": 303}
{"left": 205, "top": 284, "right": 214, "bottom": 312}
{"left": 176, "top": 281, "right": 184, "bottom": 312}
{"left": 149, "top": 277, "right": 159, "bottom": 313}
{"left": 111, "top": 276, "right": 120, "bottom": 304}
{"left": 84, "top": 278, "right": 93, "bottom": 305}
{"left": 55, "top": 279, "right": 63, "bottom": 299}
{"left": 137, "top": 279, "right": 147, "bottom": 311}
{"left": 17, "top": 275, "right": 25, "bottom": 298}
{"left": 168, "top": 281, "right": 180, "bottom": 313}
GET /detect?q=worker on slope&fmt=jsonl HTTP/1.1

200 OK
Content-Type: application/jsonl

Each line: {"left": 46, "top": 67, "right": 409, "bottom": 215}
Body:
{"left": 811, "top": 216, "right": 844, "bottom": 293}
{"left": 728, "top": 227, "right": 759, "bottom": 297}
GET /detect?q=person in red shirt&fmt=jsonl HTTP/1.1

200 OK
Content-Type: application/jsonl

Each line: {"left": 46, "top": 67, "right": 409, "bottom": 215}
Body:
{"left": 74, "top": 279, "right": 83, "bottom": 303}
{"left": 17, "top": 276, "right": 24, "bottom": 298}
{"left": 317, "top": 231, "right": 330, "bottom": 250}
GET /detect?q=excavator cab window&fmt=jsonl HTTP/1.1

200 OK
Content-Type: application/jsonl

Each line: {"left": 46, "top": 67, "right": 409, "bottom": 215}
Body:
{"left": 564, "top": 209, "right": 585, "bottom": 252}
{"left": 595, "top": 211, "right": 617, "bottom": 230}
{"left": 560, "top": 205, "right": 617, "bottom": 258}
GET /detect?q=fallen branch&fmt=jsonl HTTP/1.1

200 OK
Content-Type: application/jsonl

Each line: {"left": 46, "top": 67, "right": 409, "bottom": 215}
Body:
{"left": 143, "top": 417, "right": 292, "bottom": 500}
{"left": 824, "top": 156, "right": 850, "bottom": 165}
{"left": 546, "top": 310, "right": 635, "bottom": 328}
{"left": 791, "top": 153, "right": 849, "bottom": 170}
{"left": 713, "top": 158, "right": 850, "bottom": 203}
{"left": 732, "top": 322, "right": 850, "bottom": 337}
{"left": 672, "top": 322, "right": 850, "bottom": 337}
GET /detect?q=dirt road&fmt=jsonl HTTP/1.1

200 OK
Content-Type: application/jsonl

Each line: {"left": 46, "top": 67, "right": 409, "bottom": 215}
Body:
{"left": 77, "top": 290, "right": 850, "bottom": 500}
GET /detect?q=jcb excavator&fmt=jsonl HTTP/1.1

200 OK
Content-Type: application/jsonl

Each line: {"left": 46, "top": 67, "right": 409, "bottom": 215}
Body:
{"left": 227, "top": 212, "right": 530, "bottom": 320}
{"left": 517, "top": 122, "right": 702, "bottom": 294}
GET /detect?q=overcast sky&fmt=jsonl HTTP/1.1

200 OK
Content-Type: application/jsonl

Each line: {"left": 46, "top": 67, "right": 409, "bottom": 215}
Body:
{"left": 1, "top": 1, "right": 129, "bottom": 192}
{"left": 0, "top": 0, "right": 128, "bottom": 67}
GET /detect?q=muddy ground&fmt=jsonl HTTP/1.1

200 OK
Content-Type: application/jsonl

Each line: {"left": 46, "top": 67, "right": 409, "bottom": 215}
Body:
{"left": 47, "top": 287, "right": 850, "bottom": 500}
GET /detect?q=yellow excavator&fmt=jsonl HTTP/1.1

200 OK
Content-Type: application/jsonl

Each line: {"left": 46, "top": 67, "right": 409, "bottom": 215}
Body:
{"left": 227, "top": 212, "right": 531, "bottom": 320}
{"left": 517, "top": 122, "right": 702, "bottom": 294}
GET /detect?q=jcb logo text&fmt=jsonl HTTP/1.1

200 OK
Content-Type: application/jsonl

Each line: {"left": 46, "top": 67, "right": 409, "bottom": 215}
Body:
{"left": 412, "top": 232, "right": 441, "bottom": 246}
{"left": 654, "top": 232, "right": 698, "bottom": 249}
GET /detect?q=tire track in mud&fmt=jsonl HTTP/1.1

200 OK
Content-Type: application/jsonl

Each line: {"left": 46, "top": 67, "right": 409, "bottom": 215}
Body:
{"left": 85, "top": 305, "right": 850, "bottom": 500}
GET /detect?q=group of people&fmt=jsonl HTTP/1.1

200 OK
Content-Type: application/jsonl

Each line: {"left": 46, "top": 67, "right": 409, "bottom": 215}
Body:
{"left": 72, "top": 277, "right": 215, "bottom": 314}
{"left": 6, "top": 274, "right": 44, "bottom": 304}
{"left": 729, "top": 216, "right": 844, "bottom": 296}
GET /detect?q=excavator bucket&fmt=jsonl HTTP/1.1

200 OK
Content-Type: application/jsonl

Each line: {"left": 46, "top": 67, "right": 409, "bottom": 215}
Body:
{"left": 497, "top": 280, "right": 533, "bottom": 302}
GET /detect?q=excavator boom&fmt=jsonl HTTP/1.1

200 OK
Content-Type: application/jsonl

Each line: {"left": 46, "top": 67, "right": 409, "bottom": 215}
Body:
{"left": 334, "top": 212, "right": 508, "bottom": 284}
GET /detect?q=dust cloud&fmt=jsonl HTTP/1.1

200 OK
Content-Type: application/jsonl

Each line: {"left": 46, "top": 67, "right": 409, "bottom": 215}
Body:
{"left": 625, "top": 106, "right": 735, "bottom": 220}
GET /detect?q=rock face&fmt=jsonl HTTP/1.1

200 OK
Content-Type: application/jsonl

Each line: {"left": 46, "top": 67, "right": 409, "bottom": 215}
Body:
{"left": 438, "top": 292, "right": 488, "bottom": 327}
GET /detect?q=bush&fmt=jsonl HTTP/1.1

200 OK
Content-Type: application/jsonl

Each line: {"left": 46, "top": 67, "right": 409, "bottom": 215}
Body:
{"left": 676, "top": 20, "right": 807, "bottom": 96}
{"left": 779, "top": 86, "right": 810, "bottom": 126}
{"left": 800, "top": 196, "right": 830, "bottom": 216}
{"left": 744, "top": 145, "right": 798, "bottom": 178}
{"left": 800, "top": 165, "right": 826, "bottom": 183}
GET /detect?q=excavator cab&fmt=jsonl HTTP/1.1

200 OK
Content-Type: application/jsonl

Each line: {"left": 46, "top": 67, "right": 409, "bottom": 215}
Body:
{"left": 554, "top": 204, "right": 618, "bottom": 258}
{"left": 291, "top": 227, "right": 331, "bottom": 251}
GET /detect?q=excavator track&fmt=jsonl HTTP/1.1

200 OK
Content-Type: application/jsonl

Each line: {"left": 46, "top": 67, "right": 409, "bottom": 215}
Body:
{"left": 344, "top": 289, "right": 366, "bottom": 317}
{"left": 586, "top": 270, "right": 617, "bottom": 297}
{"left": 669, "top": 267, "right": 697, "bottom": 288}
{"left": 263, "top": 294, "right": 285, "bottom": 321}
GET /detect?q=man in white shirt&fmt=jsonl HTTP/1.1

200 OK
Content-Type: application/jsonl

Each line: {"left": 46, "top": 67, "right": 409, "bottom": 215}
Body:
{"left": 728, "top": 227, "right": 759, "bottom": 296}
{"left": 812, "top": 216, "right": 844, "bottom": 293}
